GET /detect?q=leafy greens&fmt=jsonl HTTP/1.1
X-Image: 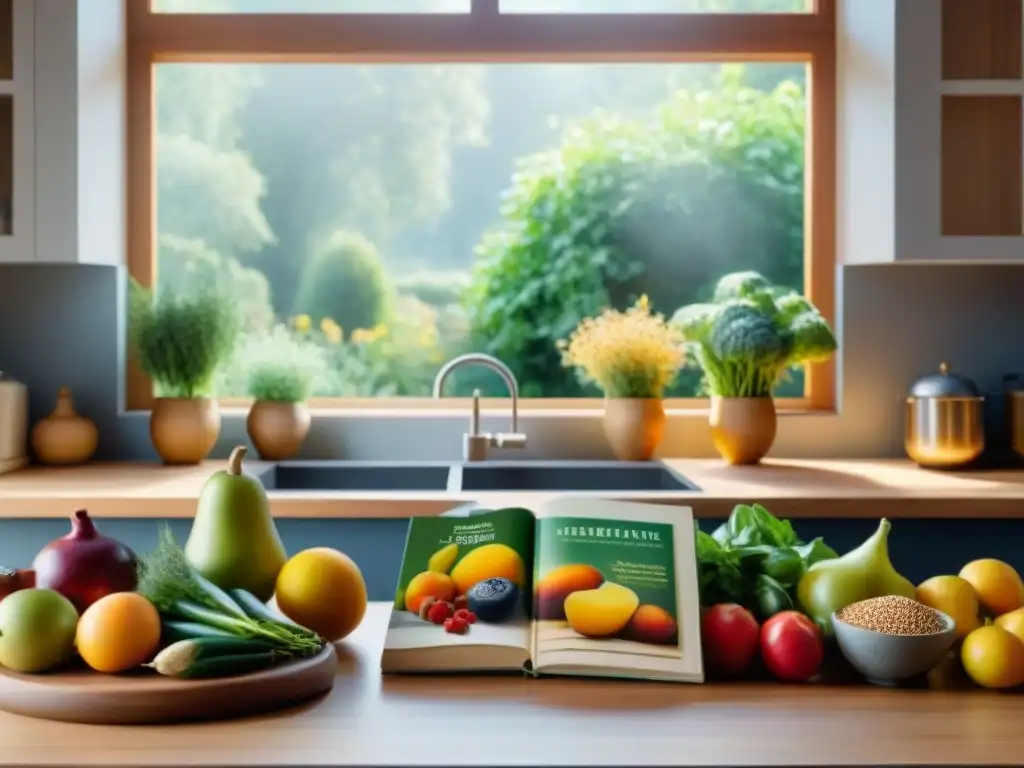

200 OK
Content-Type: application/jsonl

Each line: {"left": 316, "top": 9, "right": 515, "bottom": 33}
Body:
{"left": 695, "top": 502, "right": 837, "bottom": 619}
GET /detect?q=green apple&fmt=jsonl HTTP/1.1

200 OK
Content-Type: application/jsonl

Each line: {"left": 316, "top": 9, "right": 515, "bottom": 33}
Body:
{"left": 0, "top": 588, "right": 79, "bottom": 673}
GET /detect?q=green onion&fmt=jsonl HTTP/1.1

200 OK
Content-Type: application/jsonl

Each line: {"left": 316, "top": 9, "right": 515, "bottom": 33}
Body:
{"left": 147, "top": 638, "right": 278, "bottom": 679}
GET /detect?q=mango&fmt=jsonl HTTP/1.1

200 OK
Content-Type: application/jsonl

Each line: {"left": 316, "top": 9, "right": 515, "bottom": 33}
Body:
{"left": 450, "top": 543, "right": 525, "bottom": 595}
{"left": 404, "top": 571, "right": 456, "bottom": 613}
{"left": 564, "top": 582, "right": 639, "bottom": 638}
{"left": 427, "top": 543, "right": 459, "bottom": 575}
{"left": 625, "top": 604, "right": 678, "bottom": 645}
{"left": 535, "top": 564, "right": 605, "bottom": 619}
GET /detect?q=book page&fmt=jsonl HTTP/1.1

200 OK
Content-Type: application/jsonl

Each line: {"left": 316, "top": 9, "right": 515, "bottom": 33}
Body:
{"left": 384, "top": 507, "right": 535, "bottom": 657}
{"left": 531, "top": 498, "right": 702, "bottom": 681}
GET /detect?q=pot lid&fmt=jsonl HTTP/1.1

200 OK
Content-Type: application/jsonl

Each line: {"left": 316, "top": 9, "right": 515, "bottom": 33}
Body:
{"left": 908, "top": 362, "right": 981, "bottom": 398}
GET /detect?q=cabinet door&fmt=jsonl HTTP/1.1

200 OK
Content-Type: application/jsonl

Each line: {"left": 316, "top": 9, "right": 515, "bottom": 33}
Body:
{"left": 897, "top": 0, "right": 1024, "bottom": 263}
{"left": 0, "top": 0, "right": 32, "bottom": 264}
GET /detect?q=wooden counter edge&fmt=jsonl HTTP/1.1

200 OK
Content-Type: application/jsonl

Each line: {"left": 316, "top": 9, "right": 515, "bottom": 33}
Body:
{"left": 0, "top": 458, "right": 1023, "bottom": 519}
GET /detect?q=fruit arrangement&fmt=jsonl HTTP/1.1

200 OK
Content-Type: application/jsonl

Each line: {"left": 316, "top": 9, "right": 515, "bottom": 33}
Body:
{"left": 0, "top": 446, "right": 369, "bottom": 681}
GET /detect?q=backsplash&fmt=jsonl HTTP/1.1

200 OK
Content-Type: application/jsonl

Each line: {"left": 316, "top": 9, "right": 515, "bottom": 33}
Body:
{"left": 0, "top": 262, "right": 1023, "bottom": 460}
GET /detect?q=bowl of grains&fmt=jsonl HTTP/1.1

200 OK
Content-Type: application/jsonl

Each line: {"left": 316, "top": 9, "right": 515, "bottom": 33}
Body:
{"left": 831, "top": 595, "right": 956, "bottom": 686}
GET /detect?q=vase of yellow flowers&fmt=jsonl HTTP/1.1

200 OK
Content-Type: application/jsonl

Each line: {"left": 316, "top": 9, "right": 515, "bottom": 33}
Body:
{"left": 560, "top": 296, "right": 685, "bottom": 461}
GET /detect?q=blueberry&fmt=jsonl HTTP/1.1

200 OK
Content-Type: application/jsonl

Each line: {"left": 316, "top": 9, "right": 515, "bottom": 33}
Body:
{"left": 466, "top": 577, "right": 520, "bottom": 624}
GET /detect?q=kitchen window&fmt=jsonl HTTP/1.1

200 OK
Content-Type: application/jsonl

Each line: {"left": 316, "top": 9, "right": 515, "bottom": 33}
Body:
{"left": 126, "top": 0, "right": 835, "bottom": 413}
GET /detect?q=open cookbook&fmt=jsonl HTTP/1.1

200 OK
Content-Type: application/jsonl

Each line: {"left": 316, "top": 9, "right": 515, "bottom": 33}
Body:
{"left": 381, "top": 497, "right": 703, "bottom": 683}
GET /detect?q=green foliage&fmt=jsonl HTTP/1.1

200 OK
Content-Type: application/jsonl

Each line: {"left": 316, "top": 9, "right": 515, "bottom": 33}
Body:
{"left": 394, "top": 270, "right": 470, "bottom": 308}
{"left": 672, "top": 270, "right": 836, "bottom": 398}
{"left": 129, "top": 279, "right": 240, "bottom": 398}
{"left": 293, "top": 230, "right": 393, "bottom": 331}
{"left": 466, "top": 67, "right": 806, "bottom": 397}
{"left": 157, "top": 133, "right": 274, "bottom": 256}
{"left": 246, "top": 361, "right": 312, "bottom": 403}
{"left": 157, "top": 234, "right": 274, "bottom": 333}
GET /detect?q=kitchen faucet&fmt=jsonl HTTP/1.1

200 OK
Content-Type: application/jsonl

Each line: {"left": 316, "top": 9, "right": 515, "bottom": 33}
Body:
{"left": 432, "top": 353, "right": 527, "bottom": 462}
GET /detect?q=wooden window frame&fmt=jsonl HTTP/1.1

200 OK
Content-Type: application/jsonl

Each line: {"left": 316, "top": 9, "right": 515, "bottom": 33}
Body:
{"left": 125, "top": 0, "right": 836, "bottom": 414}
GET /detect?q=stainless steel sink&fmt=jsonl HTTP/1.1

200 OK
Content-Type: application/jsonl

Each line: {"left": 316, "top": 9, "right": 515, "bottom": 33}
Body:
{"left": 256, "top": 460, "right": 698, "bottom": 493}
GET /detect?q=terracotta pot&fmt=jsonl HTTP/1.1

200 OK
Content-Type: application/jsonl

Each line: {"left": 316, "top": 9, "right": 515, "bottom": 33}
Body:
{"left": 149, "top": 397, "right": 221, "bottom": 465}
{"left": 247, "top": 401, "right": 311, "bottom": 461}
{"left": 603, "top": 398, "right": 666, "bottom": 461}
{"left": 708, "top": 395, "right": 777, "bottom": 466}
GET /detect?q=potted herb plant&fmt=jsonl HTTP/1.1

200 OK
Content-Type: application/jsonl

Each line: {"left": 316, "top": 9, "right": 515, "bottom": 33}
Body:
{"left": 129, "top": 280, "right": 239, "bottom": 465}
{"left": 560, "top": 296, "right": 685, "bottom": 461}
{"left": 245, "top": 360, "right": 314, "bottom": 461}
{"left": 673, "top": 271, "right": 837, "bottom": 465}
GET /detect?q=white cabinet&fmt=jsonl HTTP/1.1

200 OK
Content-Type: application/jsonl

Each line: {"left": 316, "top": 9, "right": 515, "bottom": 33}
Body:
{"left": 0, "top": 0, "right": 34, "bottom": 264}
{"left": 841, "top": 0, "right": 1024, "bottom": 265}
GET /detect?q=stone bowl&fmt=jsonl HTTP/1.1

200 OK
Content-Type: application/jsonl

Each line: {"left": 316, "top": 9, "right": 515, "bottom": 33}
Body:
{"left": 830, "top": 609, "right": 957, "bottom": 686}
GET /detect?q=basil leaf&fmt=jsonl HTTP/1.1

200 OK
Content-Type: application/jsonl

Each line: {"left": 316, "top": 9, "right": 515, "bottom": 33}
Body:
{"left": 763, "top": 547, "right": 805, "bottom": 587}
{"left": 795, "top": 537, "right": 839, "bottom": 567}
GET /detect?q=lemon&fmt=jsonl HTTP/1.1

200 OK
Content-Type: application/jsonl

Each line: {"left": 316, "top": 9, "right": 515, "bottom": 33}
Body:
{"left": 995, "top": 607, "right": 1024, "bottom": 643}
{"left": 961, "top": 625, "right": 1024, "bottom": 689}
{"left": 916, "top": 575, "right": 981, "bottom": 638}
{"left": 959, "top": 559, "right": 1024, "bottom": 616}
{"left": 275, "top": 548, "right": 367, "bottom": 643}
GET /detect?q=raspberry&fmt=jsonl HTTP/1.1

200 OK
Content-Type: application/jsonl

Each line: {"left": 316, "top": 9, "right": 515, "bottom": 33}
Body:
{"left": 453, "top": 608, "right": 477, "bottom": 624}
{"left": 453, "top": 595, "right": 469, "bottom": 612}
{"left": 466, "top": 611, "right": 477, "bottom": 624}
{"left": 444, "top": 616, "right": 469, "bottom": 634}
{"left": 417, "top": 596, "right": 438, "bottom": 621}
{"left": 427, "top": 600, "right": 453, "bottom": 625}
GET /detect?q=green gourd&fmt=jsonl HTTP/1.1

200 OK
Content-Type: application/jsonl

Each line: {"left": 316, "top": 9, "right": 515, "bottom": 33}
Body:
{"left": 184, "top": 446, "right": 287, "bottom": 602}
{"left": 796, "top": 518, "right": 915, "bottom": 632}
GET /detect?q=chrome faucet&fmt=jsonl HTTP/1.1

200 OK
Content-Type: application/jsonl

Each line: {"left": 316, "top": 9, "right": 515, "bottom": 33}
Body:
{"left": 432, "top": 353, "right": 528, "bottom": 462}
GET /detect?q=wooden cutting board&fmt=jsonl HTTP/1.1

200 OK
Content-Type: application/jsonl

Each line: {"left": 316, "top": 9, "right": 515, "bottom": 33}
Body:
{"left": 0, "top": 643, "right": 337, "bottom": 725}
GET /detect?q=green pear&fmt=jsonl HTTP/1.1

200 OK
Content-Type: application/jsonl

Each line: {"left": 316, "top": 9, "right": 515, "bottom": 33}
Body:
{"left": 796, "top": 518, "right": 915, "bottom": 631}
{"left": 185, "top": 446, "right": 287, "bottom": 601}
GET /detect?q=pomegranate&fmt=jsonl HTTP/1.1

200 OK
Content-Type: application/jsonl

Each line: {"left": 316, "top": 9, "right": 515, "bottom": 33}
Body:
{"left": 33, "top": 509, "right": 138, "bottom": 612}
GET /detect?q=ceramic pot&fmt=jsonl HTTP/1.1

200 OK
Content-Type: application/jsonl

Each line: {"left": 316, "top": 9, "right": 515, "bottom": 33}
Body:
{"left": 149, "top": 397, "right": 221, "bottom": 465}
{"left": 708, "top": 395, "right": 777, "bottom": 465}
{"left": 603, "top": 398, "right": 666, "bottom": 461}
{"left": 31, "top": 386, "right": 99, "bottom": 465}
{"left": 247, "top": 401, "right": 311, "bottom": 461}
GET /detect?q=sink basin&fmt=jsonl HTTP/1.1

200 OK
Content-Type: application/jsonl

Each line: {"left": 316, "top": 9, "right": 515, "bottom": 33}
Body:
{"left": 454, "top": 461, "right": 697, "bottom": 492}
{"left": 254, "top": 460, "right": 697, "bottom": 493}
{"left": 257, "top": 461, "right": 452, "bottom": 492}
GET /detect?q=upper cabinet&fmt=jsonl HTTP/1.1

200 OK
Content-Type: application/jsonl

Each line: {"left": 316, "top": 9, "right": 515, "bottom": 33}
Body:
{"left": 0, "top": 0, "right": 33, "bottom": 264}
{"left": 841, "top": 0, "right": 1024, "bottom": 264}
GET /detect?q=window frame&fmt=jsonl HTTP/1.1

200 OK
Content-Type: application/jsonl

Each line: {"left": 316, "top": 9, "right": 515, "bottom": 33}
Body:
{"left": 125, "top": 0, "right": 836, "bottom": 414}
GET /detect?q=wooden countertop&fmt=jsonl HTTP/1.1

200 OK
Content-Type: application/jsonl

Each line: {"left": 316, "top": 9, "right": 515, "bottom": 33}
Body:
{"left": 1, "top": 458, "right": 1024, "bottom": 519}
{"left": 2, "top": 602, "right": 1023, "bottom": 767}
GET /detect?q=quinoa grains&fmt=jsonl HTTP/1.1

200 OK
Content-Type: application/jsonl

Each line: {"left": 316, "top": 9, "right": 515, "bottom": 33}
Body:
{"left": 835, "top": 595, "right": 946, "bottom": 636}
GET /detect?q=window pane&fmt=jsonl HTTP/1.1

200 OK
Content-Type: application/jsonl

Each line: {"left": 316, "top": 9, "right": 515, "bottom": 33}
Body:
{"left": 154, "top": 62, "right": 807, "bottom": 399}
{"left": 500, "top": 0, "right": 810, "bottom": 12}
{"left": 152, "top": 0, "right": 468, "bottom": 12}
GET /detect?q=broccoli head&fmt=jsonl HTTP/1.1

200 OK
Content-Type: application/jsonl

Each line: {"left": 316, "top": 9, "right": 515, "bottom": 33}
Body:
{"left": 773, "top": 292, "right": 814, "bottom": 327}
{"left": 712, "top": 271, "right": 773, "bottom": 303}
{"left": 788, "top": 311, "right": 837, "bottom": 364}
{"left": 671, "top": 302, "right": 720, "bottom": 345}
{"left": 709, "top": 303, "right": 789, "bottom": 367}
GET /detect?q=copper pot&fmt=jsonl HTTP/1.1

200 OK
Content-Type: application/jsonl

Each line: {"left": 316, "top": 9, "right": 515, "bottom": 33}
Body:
{"left": 1004, "top": 374, "right": 1024, "bottom": 457}
{"left": 905, "top": 363, "right": 984, "bottom": 469}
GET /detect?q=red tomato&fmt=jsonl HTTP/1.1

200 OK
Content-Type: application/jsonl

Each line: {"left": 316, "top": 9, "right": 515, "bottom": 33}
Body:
{"left": 760, "top": 611, "right": 823, "bottom": 683}
{"left": 701, "top": 603, "right": 760, "bottom": 677}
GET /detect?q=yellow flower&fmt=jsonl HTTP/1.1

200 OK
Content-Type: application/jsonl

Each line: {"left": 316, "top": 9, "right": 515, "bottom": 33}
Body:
{"left": 292, "top": 314, "right": 312, "bottom": 334}
{"left": 370, "top": 323, "right": 388, "bottom": 341}
{"left": 559, "top": 296, "right": 685, "bottom": 399}
{"left": 320, "top": 318, "right": 343, "bottom": 344}
{"left": 350, "top": 328, "right": 373, "bottom": 345}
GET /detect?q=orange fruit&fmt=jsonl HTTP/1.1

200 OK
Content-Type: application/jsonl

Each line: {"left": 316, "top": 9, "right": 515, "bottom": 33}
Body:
{"left": 995, "top": 608, "right": 1024, "bottom": 643}
{"left": 916, "top": 575, "right": 981, "bottom": 638}
{"left": 959, "top": 559, "right": 1024, "bottom": 616}
{"left": 961, "top": 625, "right": 1024, "bottom": 689}
{"left": 275, "top": 548, "right": 367, "bottom": 642}
{"left": 76, "top": 592, "right": 161, "bottom": 673}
